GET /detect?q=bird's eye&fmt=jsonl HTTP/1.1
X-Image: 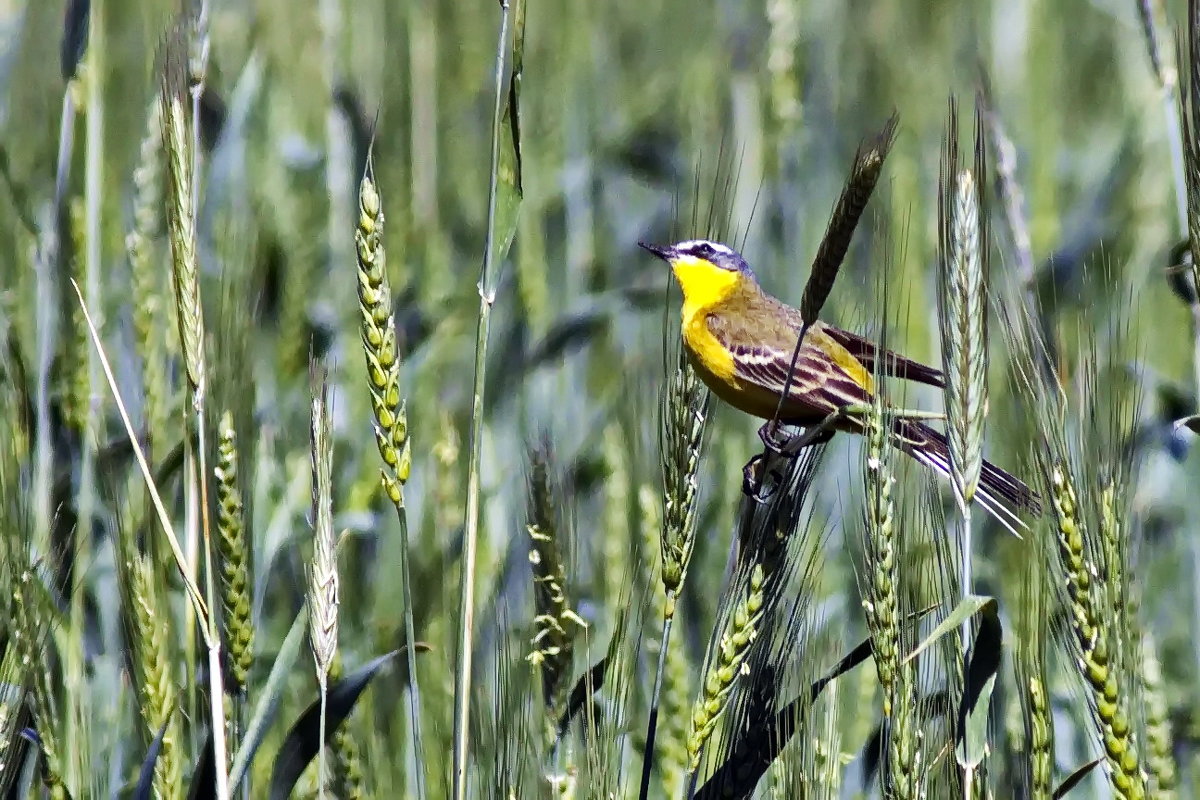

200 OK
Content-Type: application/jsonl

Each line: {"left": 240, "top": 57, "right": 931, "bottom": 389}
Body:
{"left": 696, "top": 243, "right": 714, "bottom": 256}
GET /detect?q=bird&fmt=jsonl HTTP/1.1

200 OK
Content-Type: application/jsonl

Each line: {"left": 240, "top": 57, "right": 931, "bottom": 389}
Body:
{"left": 638, "top": 237, "right": 1041, "bottom": 531}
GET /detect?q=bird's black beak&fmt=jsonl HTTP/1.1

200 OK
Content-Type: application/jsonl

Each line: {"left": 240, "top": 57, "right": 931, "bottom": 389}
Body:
{"left": 638, "top": 241, "right": 674, "bottom": 262}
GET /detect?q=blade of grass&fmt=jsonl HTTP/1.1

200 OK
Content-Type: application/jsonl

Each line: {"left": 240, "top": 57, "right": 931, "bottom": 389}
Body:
{"left": 69, "top": 279, "right": 208, "bottom": 622}
{"left": 451, "top": 2, "right": 522, "bottom": 797}
{"left": 229, "top": 605, "right": 309, "bottom": 793}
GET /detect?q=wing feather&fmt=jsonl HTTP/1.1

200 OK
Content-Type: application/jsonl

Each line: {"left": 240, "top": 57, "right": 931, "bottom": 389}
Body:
{"left": 822, "top": 325, "right": 945, "bottom": 388}
{"left": 725, "top": 339, "right": 873, "bottom": 416}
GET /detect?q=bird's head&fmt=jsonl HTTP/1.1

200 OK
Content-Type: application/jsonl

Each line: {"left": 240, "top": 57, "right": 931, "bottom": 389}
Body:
{"left": 638, "top": 238, "right": 753, "bottom": 308}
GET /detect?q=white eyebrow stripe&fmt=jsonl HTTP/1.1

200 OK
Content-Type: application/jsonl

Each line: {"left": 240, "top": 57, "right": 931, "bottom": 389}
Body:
{"left": 675, "top": 239, "right": 734, "bottom": 255}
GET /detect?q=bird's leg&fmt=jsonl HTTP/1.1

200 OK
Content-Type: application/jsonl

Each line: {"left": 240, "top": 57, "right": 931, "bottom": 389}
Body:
{"left": 767, "top": 410, "right": 845, "bottom": 456}
{"left": 746, "top": 406, "right": 945, "bottom": 503}
{"left": 746, "top": 413, "right": 841, "bottom": 503}
{"left": 757, "top": 418, "right": 793, "bottom": 455}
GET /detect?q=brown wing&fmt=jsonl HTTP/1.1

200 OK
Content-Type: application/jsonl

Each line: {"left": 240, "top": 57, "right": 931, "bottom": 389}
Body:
{"left": 822, "top": 325, "right": 945, "bottom": 388}
{"left": 727, "top": 339, "right": 875, "bottom": 416}
{"left": 706, "top": 298, "right": 874, "bottom": 421}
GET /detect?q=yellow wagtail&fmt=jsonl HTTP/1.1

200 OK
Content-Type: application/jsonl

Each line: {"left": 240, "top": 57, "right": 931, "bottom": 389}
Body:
{"left": 639, "top": 237, "right": 1040, "bottom": 529}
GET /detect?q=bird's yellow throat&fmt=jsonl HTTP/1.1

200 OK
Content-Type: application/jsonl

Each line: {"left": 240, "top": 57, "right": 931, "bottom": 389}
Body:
{"left": 670, "top": 255, "right": 742, "bottom": 320}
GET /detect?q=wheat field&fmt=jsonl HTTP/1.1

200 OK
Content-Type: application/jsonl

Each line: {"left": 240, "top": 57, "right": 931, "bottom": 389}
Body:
{"left": 0, "top": 0, "right": 1198, "bottom": 797}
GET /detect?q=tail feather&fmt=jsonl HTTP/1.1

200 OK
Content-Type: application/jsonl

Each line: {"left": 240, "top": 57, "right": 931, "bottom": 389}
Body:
{"left": 891, "top": 420, "right": 1042, "bottom": 531}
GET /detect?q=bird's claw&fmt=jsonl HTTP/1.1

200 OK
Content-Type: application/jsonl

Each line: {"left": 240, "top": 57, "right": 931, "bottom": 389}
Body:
{"left": 742, "top": 454, "right": 781, "bottom": 503}
{"left": 757, "top": 420, "right": 795, "bottom": 456}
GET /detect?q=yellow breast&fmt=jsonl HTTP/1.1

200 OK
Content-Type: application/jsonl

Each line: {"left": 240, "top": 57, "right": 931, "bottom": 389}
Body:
{"left": 681, "top": 305, "right": 738, "bottom": 384}
{"left": 680, "top": 308, "right": 786, "bottom": 418}
{"left": 672, "top": 259, "right": 740, "bottom": 379}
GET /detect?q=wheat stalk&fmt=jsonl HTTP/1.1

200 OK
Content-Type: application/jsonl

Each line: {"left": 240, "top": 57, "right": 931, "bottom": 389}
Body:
{"left": 452, "top": 7, "right": 517, "bottom": 792}
{"left": 639, "top": 341, "right": 709, "bottom": 799}
{"left": 159, "top": 24, "right": 228, "bottom": 793}
{"left": 355, "top": 156, "right": 425, "bottom": 791}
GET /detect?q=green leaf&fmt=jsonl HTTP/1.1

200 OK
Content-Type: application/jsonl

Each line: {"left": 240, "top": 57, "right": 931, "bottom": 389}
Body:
{"left": 489, "top": 0, "right": 524, "bottom": 271}
{"left": 1053, "top": 758, "right": 1102, "bottom": 798}
{"left": 186, "top": 730, "right": 215, "bottom": 800}
{"left": 133, "top": 721, "right": 170, "bottom": 800}
{"left": 955, "top": 599, "right": 1002, "bottom": 770}
{"left": 903, "top": 594, "right": 996, "bottom": 666}
{"left": 268, "top": 651, "right": 402, "bottom": 800}
{"left": 556, "top": 654, "right": 610, "bottom": 739}
{"left": 695, "top": 633, "right": 878, "bottom": 800}
{"left": 557, "top": 605, "right": 627, "bottom": 741}
{"left": 229, "top": 604, "right": 308, "bottom": 792}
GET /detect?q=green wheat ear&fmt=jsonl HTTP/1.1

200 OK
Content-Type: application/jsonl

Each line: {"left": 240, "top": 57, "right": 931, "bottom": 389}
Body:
{"left": 128, "top": 96, "right": 170, "bottom": 452}
{"left": 354, "top": 149, "right": 426, "bottom": 796}
{"left": 356, "top": 166, "right": 412, "bottom": 501}
{"left": 215, "top": 410, "right": 252, "bottom": 694}
{"left": 1047, "top": 462, "right": 1145, "bottom": 798}
{"left": 937, "top": 101, "right": 988, "bottom": 514}
{"left": 308, "top": 365, "right": 338, "bottom": 683}
{"left": 130, "top": 553, "right": 183, "bottom": 798}
{"left": 159, "top": 27, "right": 204, "bottom": 404}
{"left": 685, "top": 561, "right": 767, "bottom": 774}
{"left": 328, "top": 656, "right": 367, "bottom": 799}
{"left": 659, "top": 342, "right": 709, "bottom": 608}
{"left": 523, "top": 441, "right": 584, "bottom": 720}
{"left": 860, "top": 399, "right": 898, "bottom": 718}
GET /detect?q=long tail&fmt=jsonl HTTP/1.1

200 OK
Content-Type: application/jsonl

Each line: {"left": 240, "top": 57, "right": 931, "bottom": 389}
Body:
{"left": 892, "top": 419, "right": 1041, "bottom": 535}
